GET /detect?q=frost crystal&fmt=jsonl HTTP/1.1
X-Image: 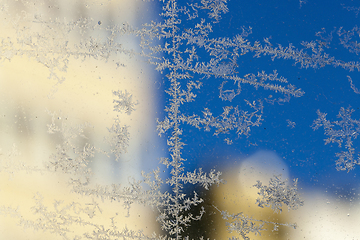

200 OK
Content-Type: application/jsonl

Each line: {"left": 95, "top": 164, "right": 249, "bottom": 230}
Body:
{"left": 106, "top": 118, "right": 130, "bottom": 161}
{"left": 312, "top": 107, "right": 360, "bottom": 171}
{"left": 254, "top": 175, "right": 304, "bottom": 213}
{"left": 112, "top": 90, "right": 139, "bottom": 115}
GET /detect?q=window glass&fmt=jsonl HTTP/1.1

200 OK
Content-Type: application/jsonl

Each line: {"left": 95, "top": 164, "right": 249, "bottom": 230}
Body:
{"left": 0, "top": 1, "right": 359, "bottom": 239}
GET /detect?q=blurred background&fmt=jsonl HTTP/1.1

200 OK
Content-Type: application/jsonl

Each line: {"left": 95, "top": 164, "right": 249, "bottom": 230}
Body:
{"left": 0, "top": 0, "right": 162, "bottom": 238}
{"left": 1, "top": 0, "right": 360, "bottom": 239}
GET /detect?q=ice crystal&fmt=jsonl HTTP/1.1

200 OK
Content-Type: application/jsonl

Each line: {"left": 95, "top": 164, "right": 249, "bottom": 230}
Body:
{"left": 312, "top": 107, "right": 360, "bottom": 171}
{"left": 254, "top": 175, "right": 304, "bottom": 213}
{"left": 113, "top": 90, "right": 139, "bottom": 116}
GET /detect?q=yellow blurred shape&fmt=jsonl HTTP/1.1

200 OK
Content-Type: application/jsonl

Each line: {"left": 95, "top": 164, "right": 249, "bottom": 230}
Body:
{"left": 0, "top": 0, "right": 159, "bottom": 238}
{"left": 210, "top": 151, "right": 294, "bottom": 240}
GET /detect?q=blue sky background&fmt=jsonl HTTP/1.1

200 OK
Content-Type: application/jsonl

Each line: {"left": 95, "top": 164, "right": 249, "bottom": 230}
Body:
{"left": 152, "top": 0, "right": 360, "bottom": 196}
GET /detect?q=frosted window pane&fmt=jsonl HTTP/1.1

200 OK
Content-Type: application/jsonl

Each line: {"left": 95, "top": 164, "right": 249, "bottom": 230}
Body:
{"left": 0, "top": 1, "right": 359, "bottom": 239}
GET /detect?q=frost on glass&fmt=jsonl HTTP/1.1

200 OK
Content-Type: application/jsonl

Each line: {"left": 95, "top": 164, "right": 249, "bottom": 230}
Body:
{"left": 0, "top": 0, "right": 359, "bottom": 239}
{"left": 312, "top": 107, "right": 360, "bottom": 172}
{"left": 254, "top": 175, "right": 304, "bottom": 213}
